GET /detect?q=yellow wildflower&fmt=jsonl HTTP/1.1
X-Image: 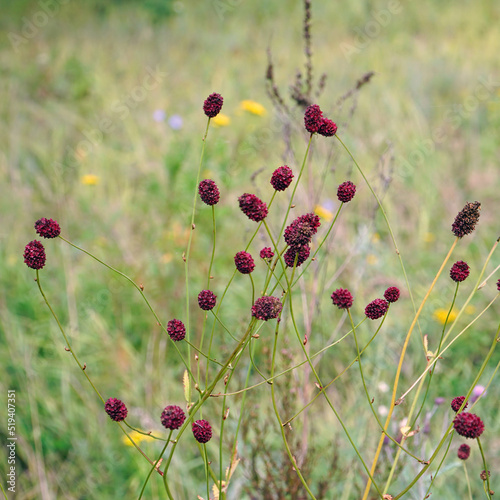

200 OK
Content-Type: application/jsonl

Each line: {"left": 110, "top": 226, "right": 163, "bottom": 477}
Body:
{"left": 424, "top": 232, "right": 435, "bottom": 243}
{"left": 240, "top": 100, "right": 267, "bottom": 116}
{"left": 122, "top": 430, "right": 154, "bottom": 447}
{"left": 212, "top": 113, "right": 231, "bottom": 127}
{"left": 433, "top": 308, "right": 457, "bottom": 324}
{"left": 314, "top": 204, "right": 333, "bottom": 222}
{"left": 465, "top": 305, "right": 476, "bottom": 315}
{"left": 366, "top": 254, "right": 378, "bottom": 265}
{"left": 81, "top": 174, "right": 99, "bottom": 186}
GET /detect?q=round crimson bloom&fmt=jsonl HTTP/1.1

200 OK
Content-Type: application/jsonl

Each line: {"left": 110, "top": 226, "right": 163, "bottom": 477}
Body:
{"left": 497, "top": 278, "right": 500, "bottom": 291}
{"left": 260, "top": 247, "right": 274, "bottom": 260}
{"left": 270, "top": 165, "right": 294, "bottom": 191}
{"left": 384, "top": 286, "right": 400, "bottom": 303}
{"left": 35, "top": 218, "right": 61, "bottom": 238}
{"left": 331, "top": 288, "right": 353, "bottom": 310}
{"left": 192, "top": 419, "right": 212, "bottom": 443}
{"left": 161, "top": 405, "right": 186, "bottom": 430}
{"left": 451, "top": 201, "right": 481, "bottom": 238}
{"left": 198, "top": 179, "right": 220, "bottom": 206}
{"left": 252, "top": 296, "right": 283, "bottom": 321}
{"left": 337, "top": 181, "right": 356, "bottom": 203}
{"left": 365, "top": 298, "right": 389, "bottom": 320}
{"left": 304, "top": 104, "right": 323, "bottom": 133}
{"left": 203, "top": 93, "right": 223, "bottom": 118}
{"left": 457, "top": 443, "right": 471, "bottom": 460}
{"left": 167, "top": 319, "right": 186, "bottom": 341}
{"left": 284, "top": 213, "right": 321, "bottom": 248}
{"left": 284, "top": 245, "right": 310, "bottom": 267}
{"left": 451, "top": 396, "right": 468, "bottom": 413}
{"left": 318, "top": 118, "right": 337, "bottom": 137}
{"left": 238, "top": 193, "right": 268, "bottom": 222}
{"left": 453, "top": 412, "right": 484, "bottom": 439}
{"left": 450, "top": 261, "right": 470, "bottom": 283}
{"left": 198, "top": 290, "right": 217, "bottom": 311}
{"left": 234, "top": 251, "right": 255, "bottom": 274}
{"left": 23, "top": 240, "right": 46, "bottom": 270}
{"left": 104, "top": 398, "right": 128, "bottom": 422}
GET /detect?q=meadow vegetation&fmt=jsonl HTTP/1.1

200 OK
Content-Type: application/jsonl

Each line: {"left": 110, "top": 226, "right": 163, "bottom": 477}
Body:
{"left": 1, "top": 0, "right": 499, "bottom": 498}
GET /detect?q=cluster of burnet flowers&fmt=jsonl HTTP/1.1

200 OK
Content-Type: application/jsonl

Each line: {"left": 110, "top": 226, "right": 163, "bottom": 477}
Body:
{"left": 23, "top": 218, "right": 61, "bottom": 270}
{"left": 23, "top": 93, "right": 497, "bottom": 484}
{"left": 449, "top": 394, "right": 486, "bottom": 464}
{"left": 304, "top": 104, "right": 337, "bottom": 137}
{"left": 104, "top": 397, "right": 213, "bottom": 443}
{"left": 331, "top": 285, "right": 400, "bottom": 320}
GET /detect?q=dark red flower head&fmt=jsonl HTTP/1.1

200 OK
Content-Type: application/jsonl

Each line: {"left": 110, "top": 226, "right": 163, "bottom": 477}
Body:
{"left": 384, "top": 286, "right": 400, "bottom": 303}
{"left": 457, "top": 444, "right": 471, "bottom": 460}
{"left": 284, "top": 213, "right": 321, "bottom": 248}
{"left": 271, "top": 165, "right": 294, "bottom": 191}
{"left": 318, "top": 118, "right": 337, "bottom": 137}
{"left": 337, "top": 181, "right": 356, "bottom": 203}
{"left": 331, "top": 288, "right": 353, "bottom": 310}
{"left": 260, "top": 247, "right": 274, "bottom": 260}
{"left": 161, "top": 405, "right": 186, "bottom": 430}
{"left": 234, "top": 251, "right": 255, "bottom": 274}
{"left": 23, "top": 240, "right": 46, "bottom": 270}
{"left": 198, "top": 290, "right": 217, "bottom": 311}
{"left": 451, "top": 396, "right": 468, "bottom": 413}
{"left": 167, "top": 319, "right": 186, "bottom": 341}
{"left": 105, "top": 398, "right": 128, "bottom": 422}
{"left": 203, "top": 93, "right": 224, "bottom": 118}
{"left": 284, "top": 244, "right": 310, "bottom": 267}
{"left": 252, "top": 296, "right": 283, "bottom": 321}
{"left": 497, "top": 278, "right": 500, "bottom": 292}
{"left": 365, "top": 298, "right": 389, "bottom": 320}
{"left": 198, "top": 179, "right": 220, "bottom": 206}
{"left": 192, "top": 419, "right": 212, "bottom": 443}
{"left": 304, "top": 104, "right": 323, "bottom": 133}
{"left": 35, "top": 218, "right": 61, "bottom": 238}
{"left": 453, "top": 412, "right": 484, "bottom": 439}
{"left": 450, "top": 261, "right": 470, "bottom": 283}
{"left": 451, "top": 201, "right": 481, "bottom": 238}
{"left": 238, "top": 193, "right": 268, "bottom": 222}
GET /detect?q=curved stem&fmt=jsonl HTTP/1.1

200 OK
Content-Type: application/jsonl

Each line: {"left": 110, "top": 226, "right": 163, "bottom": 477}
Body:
{"left": 363, "top": 238, "right": 457, "bottom": 499}
{"left": 138, "top": 431, "right": 171, "bottom": 499}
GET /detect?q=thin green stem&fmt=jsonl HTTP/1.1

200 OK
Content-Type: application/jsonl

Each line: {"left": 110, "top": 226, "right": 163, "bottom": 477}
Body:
{"left": 138, "top": 431, "right": 171, "bottom": 500}
{"left": 58, "top": 236, "right": 195, "bottom": 381}
{"left": 184, "top": 117, "right": 212, "bottom": 398}
{"left": 268, "top": 311, "right": 317, "bottom": 498}
{"left": 463, "top": 461, "right": 473, "bottom": 500}
{"left": 36, "top": 270, "right": 103, "bottom": 401}
{"left": 421, "top": 433, "right": 453, "bottom": 499}
{"left": 362, "top": 237, "right": 457, "bottom": 499}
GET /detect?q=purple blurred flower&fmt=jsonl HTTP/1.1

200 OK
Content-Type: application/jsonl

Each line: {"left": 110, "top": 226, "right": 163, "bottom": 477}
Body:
{"left": 153, "top": 109, "right": 166, "bottom": 122}
{"left": 471, "top": 385, "right": 486, "bottom": 403}
{"left": 168, "top": 114, "right": 183, "bottom": 130}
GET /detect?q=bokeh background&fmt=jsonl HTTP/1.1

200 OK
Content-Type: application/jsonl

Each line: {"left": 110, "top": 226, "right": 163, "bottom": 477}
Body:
{"left": 1, "top": 0, "right": 499, "bottom": 498}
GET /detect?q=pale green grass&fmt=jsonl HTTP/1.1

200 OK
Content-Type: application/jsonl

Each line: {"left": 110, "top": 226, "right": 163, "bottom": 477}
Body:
{"left": 1, "top": 1, "right": 499, "bottom": 498}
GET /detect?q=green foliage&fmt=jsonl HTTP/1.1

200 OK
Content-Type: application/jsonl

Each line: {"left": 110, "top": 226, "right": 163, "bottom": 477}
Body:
{"left": 1, "top": 0, "right": 499, "bottom": 498}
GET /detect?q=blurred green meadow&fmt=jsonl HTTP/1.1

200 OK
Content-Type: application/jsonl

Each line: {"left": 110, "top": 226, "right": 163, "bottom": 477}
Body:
{"left": 1, "top": 0, "right": 499, "bottom": 498}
